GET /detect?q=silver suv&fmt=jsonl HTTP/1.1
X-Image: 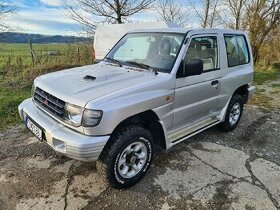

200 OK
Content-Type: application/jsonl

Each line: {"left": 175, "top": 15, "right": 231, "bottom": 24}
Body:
{"left": 18, "top": 28, "right": 255, "bottom": 188}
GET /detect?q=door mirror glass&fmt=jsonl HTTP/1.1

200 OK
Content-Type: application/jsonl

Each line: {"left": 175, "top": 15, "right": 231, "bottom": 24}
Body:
{"left": 185, "top": 58, "right": 203, "bottom": 76}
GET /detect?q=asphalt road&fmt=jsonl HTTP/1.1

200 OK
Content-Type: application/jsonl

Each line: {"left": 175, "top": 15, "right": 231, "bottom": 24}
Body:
{"left": 0, "top": 105, "right": 280, "bottom": 210}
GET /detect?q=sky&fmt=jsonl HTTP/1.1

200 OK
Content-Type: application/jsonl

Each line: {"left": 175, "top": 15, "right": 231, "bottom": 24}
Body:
{"left": 5, "top": 0, "right": 81, "bottom": 35}
{"left": 4, "top": 0, "right": 162, "bottom": 36}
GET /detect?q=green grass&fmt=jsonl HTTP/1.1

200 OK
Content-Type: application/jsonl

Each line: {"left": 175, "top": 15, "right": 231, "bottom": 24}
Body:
{"left": 254, "top": 63, "right": 280, "bottom": 85}
{"left": 0, "top": 43, "right": 93, "bottom": 130}
{"left": 254, "top": 71, "right": 279, "bottom": 84}
{"left": 271, "top": 83, "right": 280, "bottom": 88}
{"left": 0, "top": 84, "right": 31, "bottom": 129}
{"left": 0, "top": 42, "right": 93, "bottom": 73}
{"left": 0, "top": 64, "right": 84, "bottom": 130}
{"left": 0, "top": 43, "right": 89, "bottom": 57}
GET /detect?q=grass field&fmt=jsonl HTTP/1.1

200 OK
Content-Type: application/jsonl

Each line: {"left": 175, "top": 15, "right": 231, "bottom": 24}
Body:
{"left": 0, "top": 43, "right": 279, "bottom": 130}
{"left": 0, "top": 42, "right": 93, "bottom": 130}
{"left": 0, "top": 42, "right": 93, "bottom": 75}
{"left": 254, "top": 63, "right": 280, "bottom": 84}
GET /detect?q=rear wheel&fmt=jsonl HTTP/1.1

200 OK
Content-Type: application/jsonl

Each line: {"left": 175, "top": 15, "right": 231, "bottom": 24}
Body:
{"left": 96, "top": 125, "right": 154, "bottom": 189}
{"left": 219, "top": 94, "right": 243, "bottom": 132}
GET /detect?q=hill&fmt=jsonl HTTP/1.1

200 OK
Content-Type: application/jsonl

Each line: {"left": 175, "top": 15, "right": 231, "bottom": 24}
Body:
{"left": 0, "top": 32, "right": 92, "bottom": 43}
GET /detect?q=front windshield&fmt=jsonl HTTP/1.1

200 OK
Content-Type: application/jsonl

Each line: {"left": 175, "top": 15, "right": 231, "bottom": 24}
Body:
{"left": 105, "top": 32, "right": 185, "bottom": 73}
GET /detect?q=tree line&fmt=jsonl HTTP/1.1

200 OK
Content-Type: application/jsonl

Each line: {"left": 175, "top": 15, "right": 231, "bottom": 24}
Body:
{"left": 1, "top": 0, "right": 280, "bottom": 64}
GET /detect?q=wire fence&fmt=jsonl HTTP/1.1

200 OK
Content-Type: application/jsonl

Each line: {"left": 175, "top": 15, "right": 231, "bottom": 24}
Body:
{"left": 0, "top": 42, "right": 93, "bottom": 67}
{"left": 0, "top": 42, "right": 94, "bottom": 81}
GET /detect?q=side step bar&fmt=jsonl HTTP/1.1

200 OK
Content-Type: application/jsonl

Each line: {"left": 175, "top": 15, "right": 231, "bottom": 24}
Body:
{"left": 168, "top": 118, "right": 220, "bottom": 144}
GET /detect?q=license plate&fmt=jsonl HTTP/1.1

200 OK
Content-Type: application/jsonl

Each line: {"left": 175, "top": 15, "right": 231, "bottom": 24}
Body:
{"left": 26, "top": 117, "right": 42, "bottom": 141}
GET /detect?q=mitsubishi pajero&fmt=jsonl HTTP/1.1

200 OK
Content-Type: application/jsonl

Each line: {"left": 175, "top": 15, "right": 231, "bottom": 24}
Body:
{"left": 19, "top": 28, "right": 255, "bottom": 188}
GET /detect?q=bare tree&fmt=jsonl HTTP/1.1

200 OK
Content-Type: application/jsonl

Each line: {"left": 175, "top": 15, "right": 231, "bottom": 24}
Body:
{"left": 203, "top": 0, "right": 210, "bottom": 28}
{"left": 226, "top": 0, "right": 248, "bottom": 29}
{"left": 0, "top": 0, "right": 16, "bottom": 31}
{"left": 65, "top": 0, "right": 155, "bottom": 33}
{"left": 157, "top": 0, "right": 189, "bottom": 26}
{"left": 244, "top": 0, "right": 280, "bottom": 62}
{"left": 191, "top": 0, "right": 220, "bottom": 28}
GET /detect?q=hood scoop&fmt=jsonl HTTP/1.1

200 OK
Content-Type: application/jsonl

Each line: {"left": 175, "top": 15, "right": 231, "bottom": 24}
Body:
{"left": 83, "top": 75, "right": 96, "bottom": 81}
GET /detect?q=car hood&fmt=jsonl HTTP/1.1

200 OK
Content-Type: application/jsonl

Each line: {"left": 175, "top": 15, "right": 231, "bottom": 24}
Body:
{"left": 35, "top": 63, "right": 167, "bottom": 107}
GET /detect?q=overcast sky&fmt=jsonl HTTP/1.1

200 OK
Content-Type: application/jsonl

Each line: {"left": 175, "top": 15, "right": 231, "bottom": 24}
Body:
{"left": 5, "top": 0, "right": 201, "bottom": 36}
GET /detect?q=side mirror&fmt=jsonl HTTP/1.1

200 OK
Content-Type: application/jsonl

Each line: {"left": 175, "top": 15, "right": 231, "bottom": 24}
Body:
{"left": 185, "top": 58, "right": 203, "bottom": 76}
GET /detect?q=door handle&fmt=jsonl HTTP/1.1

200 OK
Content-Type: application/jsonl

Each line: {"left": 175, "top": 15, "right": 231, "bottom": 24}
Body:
{"left": 211, "top": 80, "right": 219, "bottom": 86}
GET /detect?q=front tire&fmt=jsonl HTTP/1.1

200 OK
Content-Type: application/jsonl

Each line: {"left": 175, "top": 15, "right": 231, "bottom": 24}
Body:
{"left": 96, "top": 125, "right": 154, "bottom": 189}
{"left": 219, "top": 94, "right": 244, "bottom": 132}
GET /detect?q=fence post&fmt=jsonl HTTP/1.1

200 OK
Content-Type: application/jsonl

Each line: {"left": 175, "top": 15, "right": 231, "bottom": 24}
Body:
{"left": 77, "top": 47, "right": 80, "bottom": 64}
{"left": 29, "top": 39, "right": 35, "bottom": 66}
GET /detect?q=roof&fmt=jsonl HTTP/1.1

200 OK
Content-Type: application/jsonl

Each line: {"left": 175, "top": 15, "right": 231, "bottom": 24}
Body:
{"left": 96, "top": 21, "right": 180, "bottom": 32}
{"left": 129, "top": 28, "right": 247, "bottom": 35}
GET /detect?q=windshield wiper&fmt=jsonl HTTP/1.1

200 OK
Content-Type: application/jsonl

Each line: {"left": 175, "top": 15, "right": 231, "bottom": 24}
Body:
{"left": 105, "top": 57, "right": 122, "bottom": 67}
{"left": 125, "top": 61, "right": 158, "bottom": 75}
{"left": 125, "top": 60, "right": 150, "bottom": 70}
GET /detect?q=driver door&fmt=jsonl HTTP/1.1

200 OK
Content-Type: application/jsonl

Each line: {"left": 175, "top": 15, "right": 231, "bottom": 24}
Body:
{"left": 173, "top": 34, "right": 222, "bottom": 129}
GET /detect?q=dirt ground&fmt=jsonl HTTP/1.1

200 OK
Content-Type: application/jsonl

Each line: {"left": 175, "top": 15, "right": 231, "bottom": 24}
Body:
{"left": 0, "top": 80, "right": 280, "bottom": 210}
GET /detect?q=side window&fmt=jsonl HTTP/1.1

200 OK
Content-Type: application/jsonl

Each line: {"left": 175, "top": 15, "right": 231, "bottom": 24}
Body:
{"left": 236, "top": 35, "right": 249, "bottom": 64}
{"left": 225, "top": 36, "right": 239, "bottom": 67}
{"left": 185, "top": 36, "right": 218, "bottom": 71}
{"left": 225, "top": 35, "right": 250, "bottom": 67}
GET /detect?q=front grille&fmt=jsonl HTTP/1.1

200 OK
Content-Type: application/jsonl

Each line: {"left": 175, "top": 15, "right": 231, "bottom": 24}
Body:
{"left": 33, "top": 87, "right": 65, "bottom": 118}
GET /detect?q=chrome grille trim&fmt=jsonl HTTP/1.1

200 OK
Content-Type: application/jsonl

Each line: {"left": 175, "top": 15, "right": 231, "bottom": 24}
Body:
{"left": 33, "top": 87, "right": 65, "bottom": 118}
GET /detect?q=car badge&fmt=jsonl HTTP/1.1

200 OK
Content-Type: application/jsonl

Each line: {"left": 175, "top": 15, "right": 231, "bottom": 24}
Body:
{"left": 43, "top": 97, "right": 48, "bottom": 105}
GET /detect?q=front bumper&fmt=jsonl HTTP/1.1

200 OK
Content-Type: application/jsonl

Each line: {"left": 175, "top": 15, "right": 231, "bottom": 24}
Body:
{"left": 18, "top": 98, "right": 110, "bottom": 161}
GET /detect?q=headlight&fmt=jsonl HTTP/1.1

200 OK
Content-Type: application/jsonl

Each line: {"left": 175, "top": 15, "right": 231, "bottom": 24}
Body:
{"left": 82, "top": 109, "right": 103, "bottom": 127}
{"left": 63, "top": 103, "right": 103, "bottom": 127}
{"left": 64, "top": 103, "right": 84, "bottom": 126}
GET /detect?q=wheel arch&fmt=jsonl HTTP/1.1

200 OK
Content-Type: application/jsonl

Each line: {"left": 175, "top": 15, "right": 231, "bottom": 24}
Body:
{"left": 233, "top": 84, "right": 249, "bottom": 103}
{"left": 109, "top": 110, "right": 167, "bottom": 150}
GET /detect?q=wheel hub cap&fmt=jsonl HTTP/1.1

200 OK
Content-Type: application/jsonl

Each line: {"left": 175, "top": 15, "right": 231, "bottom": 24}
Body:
{"left": 117, "top": 139, "right": 148, "bottom": 178}
{"left": 229, "top": 103, "right": 241, "bottom": 126}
